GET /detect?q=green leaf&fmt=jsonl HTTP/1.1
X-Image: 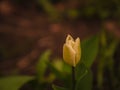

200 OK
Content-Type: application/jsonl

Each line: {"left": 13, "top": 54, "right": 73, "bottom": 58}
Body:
{"left": 52, "top": 59, "right": 65, "bottom": 73}
{"left": 76, "top": 63, "right": 88, "bottom": 80}
{"left": 52, "top": 85, "right": 68, "bottom": 90}
{"left": 0, "top": 76, "right": 34, "bottom": 90}
{"left": 47, "top": 59, "right": 71, "bottom": 79}
{"left": 81, "top": 35, "right": 99, "bottom": 68}
{"left": 47, "top": 62, "right": 64, "bottom": 79}
{"left": 62, "top": 62, "right": 71, "bottom": 74}
{"left": 76, "top": 70, "right": 93, "bottom": 90}
{"left": 36, "top": 50, "right": 51, "bottom": 82}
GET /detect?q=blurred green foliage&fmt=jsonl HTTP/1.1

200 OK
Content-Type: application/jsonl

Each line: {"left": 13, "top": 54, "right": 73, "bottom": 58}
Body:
{"left": 9, "top": 0, "right": 120, "bottom": 20}
{"left": 36, "top": 0, "right": 120, "bottom": 20}
{"left": 97, "top": 30, "right": 119, "bottom": 90}
{"left": 52, "top": 85, "right": 67, "bottom": 90}
{"left": 0, "top": 76, "right": 34, "bottom": 90}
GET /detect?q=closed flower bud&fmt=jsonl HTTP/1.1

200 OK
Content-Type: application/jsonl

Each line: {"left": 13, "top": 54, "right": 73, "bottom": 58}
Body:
{"left": 63, "top": 34, "right": 81, "bottom": 67}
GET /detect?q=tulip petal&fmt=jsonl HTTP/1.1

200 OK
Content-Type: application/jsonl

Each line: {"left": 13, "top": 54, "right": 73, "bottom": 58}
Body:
{"left": 63, "top": 44, "right": 76, "bottom": 67}
{"left": 66, "top": 35, "right": 74, "bottom": 43}
{"left": 74, "top": 38, "right": 81, "bottom": 65}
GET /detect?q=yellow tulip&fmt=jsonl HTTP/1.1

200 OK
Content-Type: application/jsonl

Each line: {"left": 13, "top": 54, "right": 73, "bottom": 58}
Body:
{"left": 63, "top": 34, "right": 81, "bottom": 67}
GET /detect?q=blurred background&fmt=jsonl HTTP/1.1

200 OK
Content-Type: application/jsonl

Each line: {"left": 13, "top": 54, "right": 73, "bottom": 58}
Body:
{"left": 0, "top": 0, "right": 120, "bottom": 90}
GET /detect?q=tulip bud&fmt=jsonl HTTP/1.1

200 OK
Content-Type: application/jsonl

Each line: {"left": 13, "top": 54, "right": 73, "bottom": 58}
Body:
{"left": 63, "top": 34, "right": 81, "bottom": 67}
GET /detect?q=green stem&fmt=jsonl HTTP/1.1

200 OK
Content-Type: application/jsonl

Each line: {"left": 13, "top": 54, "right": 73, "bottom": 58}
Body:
{"left": 72, "top": 66, "right": 76, "bottom": 90}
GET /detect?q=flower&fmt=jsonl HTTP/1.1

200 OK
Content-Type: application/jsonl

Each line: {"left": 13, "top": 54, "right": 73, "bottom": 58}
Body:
{"left": 63, "top": 34, "right": 81, "bottom": 67}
